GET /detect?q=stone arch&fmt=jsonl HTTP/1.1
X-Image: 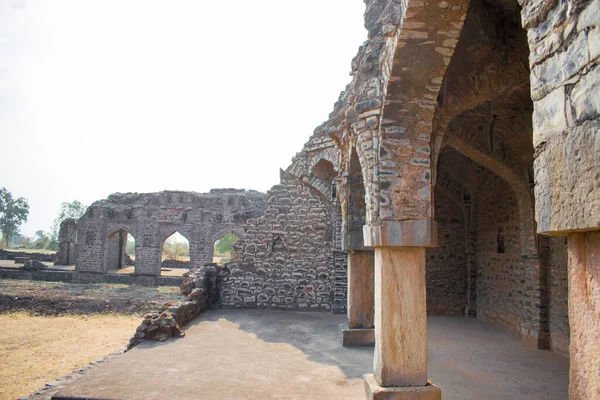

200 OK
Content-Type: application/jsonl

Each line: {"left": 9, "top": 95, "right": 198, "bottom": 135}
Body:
{"left": 446, "top": 125, "right": 536, "bottom": 256}
{"left": 211, "top": 228, "right": 244, "bottom": 266}
{"left": 211, "top": 226, "right": 245, "bottom": 245}
{"left": 159, "top": 227, "right": 192, "bottom": 244}
{"left": 342, "top": 144, "right": 369, "bottom": 250}
{"left": 158, "top": 228, "right": 193, "bottom": 266}
{"left": 307, "top": 147, "right": 341, "bottom": 176}
{"left": 311, "top": 159, "right": 336, "bottom": 185}
{"left": 372, "top": 0, "right": 470, "bottom": 223}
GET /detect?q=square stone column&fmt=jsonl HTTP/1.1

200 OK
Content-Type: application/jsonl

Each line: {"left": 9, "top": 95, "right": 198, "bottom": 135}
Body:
{"left": 363, "top": 221, "right": 440, "bottom": 400}
{"left": 340, "top": 250, "right": 375, "bottom": 346}
{"left": 567, "top": 232, "right": 600, "bottom": 399}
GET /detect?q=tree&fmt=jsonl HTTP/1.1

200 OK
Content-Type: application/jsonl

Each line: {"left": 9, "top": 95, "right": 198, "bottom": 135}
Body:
{"left": 33, "top": 230, "right": 52, "bottom": 250}
{"left": 214, "top": 233, "right": 238, "bottom": 258}
{"left": 162, "top": 236, "right": 189, "bottom": 261}
{"left": 0, "top": 188, "right": 30, "bottom": 247}
{"left": 50, "top": 200, "right": 87, "bottom": 243}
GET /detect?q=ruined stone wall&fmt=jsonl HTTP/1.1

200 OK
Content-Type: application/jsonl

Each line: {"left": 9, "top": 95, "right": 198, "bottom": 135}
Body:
{"left": 548, "top": 235, "right": 569, "bottom": 356}
{"left": 523, "top": 0, "right": 600, "bottom": 234}
{"left": 76, "top": 190, "right": 267, "bottom": 276}
{"left": 55, "top": 218, "right": 77, "bottom": 265}
{"left": 475, "top": 174, "right": 525, "bottom": 334}
{"left": 426, "top": 190, "right": 467, "bottom": 315}
{"left": 220, "top": 171, "right": 334, "bottom": 311}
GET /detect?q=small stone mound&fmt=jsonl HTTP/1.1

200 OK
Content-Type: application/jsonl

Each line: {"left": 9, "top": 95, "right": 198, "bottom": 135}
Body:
{"left": 23, "top": 260, "right": 46, "bottom": 270}
{"left": 127, "top": 264, "right": 230, "bottom": 349}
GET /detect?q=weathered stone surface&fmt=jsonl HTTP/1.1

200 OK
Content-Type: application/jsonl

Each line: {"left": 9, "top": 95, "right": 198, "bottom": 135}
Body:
{"left": 76, "top": 189, "right": 267, "bottom": 276}
{"left": 567, "top": 232, "right": 600, "bottom": 399}
{"left": 347, "top": 251, "right": 374, "bottom": 329}
{"left": 525, "top": 0, "right": 600, "bottom": 235}
{"left": 339, "top": 324, "right": 375, "bottom": 346}
{"left": 374, "top": 247, "right": 427, "bottom": 387}
{"left": 534, "top": 120, "right": 600, "bottom": 234}
{"left": 128, "top": 264, "right": 221, "bottom": 349}
{"left": 364, "top": 374, "right": 441, "bottom": 400}
{"left": 55, "top": 218, "right": 77, "bottom": 265}
{"left": 219, "top": 171, "right": 339, "bottom": 311}
{"left": 23, "top": 260, "right": 46, "bottom": 270}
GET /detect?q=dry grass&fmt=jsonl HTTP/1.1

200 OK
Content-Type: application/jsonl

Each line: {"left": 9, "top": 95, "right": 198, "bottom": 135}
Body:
{"left": 0, "top": 312, "right": 140, "bottom": 400}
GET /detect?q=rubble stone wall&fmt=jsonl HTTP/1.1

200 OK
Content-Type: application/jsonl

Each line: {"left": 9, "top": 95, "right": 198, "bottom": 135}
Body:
{"left": 475, "top": 174, "right": 525, "bottom": 334}
{"left": 426, "top": 190, "right": 467, "bottom": 315}
{"left": 220, "top": 171, "right": 335, "bottom": 311}
{"left": 76, "top": 190, "right": 267, "bottom": 276}
{"left": 56, "top": 218, "right": 77, "bottom": 266}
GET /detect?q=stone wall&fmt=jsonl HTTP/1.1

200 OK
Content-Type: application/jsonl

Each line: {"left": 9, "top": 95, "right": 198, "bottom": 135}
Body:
{"left": 475, "top": 174, "right": 525, "bottom": 334}
{"left": 76, "top": 189, "right": 266, "bottom": 276}
{"left": 55, "top": 218, "right": 77, "bottom": 265}
{"left": 220, "top": 171, "right": 335, "bottom": 311}
{"left": 426, "top": 190, "right": 467, "bottom": 315}
{"left": 548, "top": 236, "right": 569, "bottom": 356}
{"left": 523, "top": 0, "right": 600, "bottom": 234}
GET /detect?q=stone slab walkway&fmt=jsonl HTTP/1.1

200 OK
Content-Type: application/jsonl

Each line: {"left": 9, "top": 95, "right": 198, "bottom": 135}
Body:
{"left": 52, "top": 310, "right": 569, "bottom": 400}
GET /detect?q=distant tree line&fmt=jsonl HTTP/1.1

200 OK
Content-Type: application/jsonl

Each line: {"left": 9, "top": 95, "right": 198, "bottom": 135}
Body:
{"left": 0, "top": 187, "right": 86, "bottom": 251}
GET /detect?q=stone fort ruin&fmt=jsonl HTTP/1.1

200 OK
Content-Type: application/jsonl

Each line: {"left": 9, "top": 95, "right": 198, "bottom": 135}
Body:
{"left": 56, "top": 0, "right": 599, "bottom": 398}
{"left": 68, "top": 189, "right": 267, "bottom": 275}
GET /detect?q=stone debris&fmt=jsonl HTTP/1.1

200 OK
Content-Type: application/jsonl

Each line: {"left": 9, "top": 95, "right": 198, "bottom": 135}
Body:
{"left": 127, "top": 264, "right": 227, "bottom": 349}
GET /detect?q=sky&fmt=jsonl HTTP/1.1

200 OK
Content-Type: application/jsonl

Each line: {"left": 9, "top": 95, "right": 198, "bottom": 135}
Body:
{"left": 0, "top": 0, "right": 367, "bottom": 237}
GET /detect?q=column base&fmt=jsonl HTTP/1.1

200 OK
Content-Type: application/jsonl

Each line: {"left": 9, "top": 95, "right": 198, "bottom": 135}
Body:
{"left": 364, "top": 374, "right": 441, "bottom": 400}
{"left": 339, "top": 324, "right": 375, "bottom": 346}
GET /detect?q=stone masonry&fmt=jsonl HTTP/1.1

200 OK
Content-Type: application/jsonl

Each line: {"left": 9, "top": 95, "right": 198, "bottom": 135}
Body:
{"left": 55, "top": 218, "right": 77, "bottom": 266}
{"left": 220, "top": 170, "right": 336, "bottom": 311}
{"left": 75, "top": 189, "right": 266, "bottom": 276}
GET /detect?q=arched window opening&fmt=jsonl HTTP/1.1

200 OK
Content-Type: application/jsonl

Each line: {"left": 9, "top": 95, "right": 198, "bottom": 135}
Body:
{"left": 311, "top": 159, "right": 336, "bottom": 185}
{"left": 213, "top": 232, "right": 238, "bottom": 265}
{"left": 347, "top": 150, "right": 366, "bottom": 247}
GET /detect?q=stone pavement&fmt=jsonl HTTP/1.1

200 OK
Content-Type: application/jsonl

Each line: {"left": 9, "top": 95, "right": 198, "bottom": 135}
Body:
{"left": 52, "top": 310, "right": 569, "bottom": 400}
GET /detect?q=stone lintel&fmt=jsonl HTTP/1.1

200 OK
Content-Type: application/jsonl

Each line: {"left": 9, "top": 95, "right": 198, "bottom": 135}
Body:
{"left": 364, "top": 375, "right": 441, "bottom": 400}
{"left": 363, "top": 220, "right": 438, "bottom": 248}
{"left": 339, "top": 324, "right": 375, "bottom": 346}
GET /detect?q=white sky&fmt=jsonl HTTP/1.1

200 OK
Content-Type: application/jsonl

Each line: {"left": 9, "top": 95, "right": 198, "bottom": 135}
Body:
{"left": 0, "top": 0, "right": 366, "bottom": 237}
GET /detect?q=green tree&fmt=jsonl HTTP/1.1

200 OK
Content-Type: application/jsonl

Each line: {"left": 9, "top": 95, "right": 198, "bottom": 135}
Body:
{"left": 214, "top": 233, "right": 238, "bottom": 258}
{"left": 50, "top": 200, "right": 87, "bottom": 243}
{"left": 0, "top": 188, "right": 30, "bottom": 247}
{"left": 162, "top": 237, "right": 189, "bottom": 261}
{"left": 33, "top": 230, "right": 52, "bottom": 249}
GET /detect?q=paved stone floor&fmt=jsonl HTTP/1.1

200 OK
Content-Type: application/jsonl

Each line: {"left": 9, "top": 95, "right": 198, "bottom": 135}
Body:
{"left": 53, "top": 310, "right": 569, "bottom": 400}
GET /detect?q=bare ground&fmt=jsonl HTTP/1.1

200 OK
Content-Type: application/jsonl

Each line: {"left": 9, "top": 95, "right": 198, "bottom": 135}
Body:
{"left": 0, "top": 279, "right": 182, "bottom": 315}
{"left": 0, "top": 279, "right": 184, "bottom": 400}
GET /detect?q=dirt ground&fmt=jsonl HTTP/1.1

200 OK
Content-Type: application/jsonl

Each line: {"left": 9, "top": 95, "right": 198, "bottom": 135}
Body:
{"left": 0, "top": 279, "right": 184, "bottom": 400}
{"left": 0, "top": 279, "right": 182, "bottom": 315}
{"left": 0, "top": 313, "right": 140, "bottom": 400}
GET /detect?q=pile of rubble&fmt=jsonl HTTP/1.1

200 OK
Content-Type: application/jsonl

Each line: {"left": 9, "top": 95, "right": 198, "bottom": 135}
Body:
{"left": 127, "top": 264, "right": 230, "bottom": 349}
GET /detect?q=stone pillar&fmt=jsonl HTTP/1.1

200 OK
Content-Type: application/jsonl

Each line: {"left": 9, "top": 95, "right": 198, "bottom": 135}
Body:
{"left": 364, "top": 221, "right": 441, "bottom": 400}
{"left": 567, "top": 232, "right": 600, "bottom": 399}
{"left": 340, "top": 250, "right": 375, "bottom": 346}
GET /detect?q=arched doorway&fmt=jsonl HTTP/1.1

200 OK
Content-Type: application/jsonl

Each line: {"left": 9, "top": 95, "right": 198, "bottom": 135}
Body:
{"left": 106, "top": 229, "right": 135, "bottom": 273}
{"left": 161, "top": 231, "right": 190, "bottom": 276}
